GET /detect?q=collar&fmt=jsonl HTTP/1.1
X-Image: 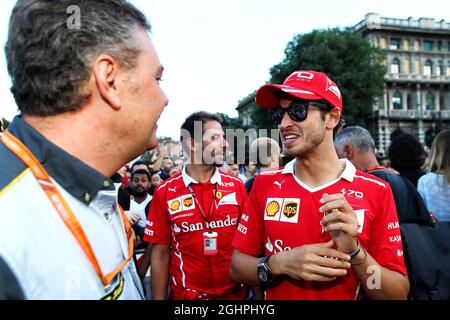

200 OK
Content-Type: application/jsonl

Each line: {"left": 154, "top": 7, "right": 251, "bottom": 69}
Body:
{"left": 182, "top": 165, "right": 222, "bottom": 188}
{"left": 282, "top": 158, "right": 356, "bottom": 182}
{"left": 365, "top": 165, "right": 386, "bottom": 173}
{"left": 6, "top": 116, "right": 115, "bottom": 205}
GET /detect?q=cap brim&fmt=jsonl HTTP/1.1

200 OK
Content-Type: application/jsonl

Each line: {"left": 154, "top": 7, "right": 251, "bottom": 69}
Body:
{"left": 255, "top": 84, "right": 322, "bottom": 109}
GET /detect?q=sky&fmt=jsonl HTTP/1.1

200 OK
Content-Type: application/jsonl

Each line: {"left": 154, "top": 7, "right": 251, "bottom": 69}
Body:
{"left": 0, "top": 0, "right": 448, "bottom": 139}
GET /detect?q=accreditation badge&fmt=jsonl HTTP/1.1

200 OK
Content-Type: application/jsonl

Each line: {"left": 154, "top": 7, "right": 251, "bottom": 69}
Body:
{"left": 203, "top": 231, "right": 218, "bottom": 256}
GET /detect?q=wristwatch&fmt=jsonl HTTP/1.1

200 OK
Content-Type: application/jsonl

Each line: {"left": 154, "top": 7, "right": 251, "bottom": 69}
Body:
{"left": 257, "top": 255, "right": 275, "bottom": 285}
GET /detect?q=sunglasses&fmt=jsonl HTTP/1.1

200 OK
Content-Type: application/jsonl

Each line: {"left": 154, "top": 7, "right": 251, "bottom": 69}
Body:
{"left": 270, "top": 100, "right": 333, "bottom": 125}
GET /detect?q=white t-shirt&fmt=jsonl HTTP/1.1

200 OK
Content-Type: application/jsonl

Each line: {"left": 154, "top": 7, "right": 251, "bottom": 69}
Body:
{"left": 130, "top": 194, "right": 152, "bottom": 228}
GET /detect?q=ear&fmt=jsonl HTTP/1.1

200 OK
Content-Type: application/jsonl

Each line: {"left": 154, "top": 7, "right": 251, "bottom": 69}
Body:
{"left": 326, "top": 108, "right": 341, "bottom": 130}
{"left": 185, "top": 137, "right": 195, "bottom": 152}
{"left": 92, "top": 54, "right": 122, "bottom": 110}
{"left": 344, "top": 144, "right": 354, "bottom": 160}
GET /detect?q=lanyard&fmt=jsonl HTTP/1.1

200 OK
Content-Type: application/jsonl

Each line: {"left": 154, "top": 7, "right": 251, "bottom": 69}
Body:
{"left": 1, "top": 130, "right": 133, "bottom": 289}
{"left": 187, "top": 183, "right": 218, "bottom": 222}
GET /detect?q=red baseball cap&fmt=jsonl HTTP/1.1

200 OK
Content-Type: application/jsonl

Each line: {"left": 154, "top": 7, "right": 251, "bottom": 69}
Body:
{"left": 255, "top": 70, "right": 343, "bottom": 112}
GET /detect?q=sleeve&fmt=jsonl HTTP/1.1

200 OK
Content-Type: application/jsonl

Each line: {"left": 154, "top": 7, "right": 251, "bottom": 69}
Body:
{"left": 237, "top": 179, "right": 249, "bottom": 213}
{"left": 143, "top": 187, "right": 171, "bottom": 245}
{"left": 0, "top": 256, "right": 25, "bottom": 300}
{"left": 367, "top": 183, "right": 407, "bottom": 276}
{"left": 232, "top": 175, "right": 266, "bottom": 257}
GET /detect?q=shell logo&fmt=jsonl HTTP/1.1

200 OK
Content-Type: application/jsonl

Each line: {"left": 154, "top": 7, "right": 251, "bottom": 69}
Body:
{"left": 183, "top": 197, "right": 193, "bottom": 208}
{"left": 265, "top": 201, "right": 280, "bottom": 217}
{"left": 170, "top": 200, "right": 181, "bottom": 211}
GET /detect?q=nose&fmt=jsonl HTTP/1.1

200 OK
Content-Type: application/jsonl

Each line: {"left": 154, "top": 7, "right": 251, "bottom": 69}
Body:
{"left": 161, "top": 89, "right": 169, "bottom": 108}
{"left": 279, "top": 110, "right": 293, "bottom": 129}
{"left": 223, "top": 137, "right": 230, "bottom": 149}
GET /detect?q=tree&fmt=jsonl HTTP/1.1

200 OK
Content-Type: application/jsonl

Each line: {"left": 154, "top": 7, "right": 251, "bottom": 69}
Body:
{"left": 217, "top": 113, "right": 248, "bottom": 130}
{"left": 249, "top": 101, "right": 277, "bottom": 130}
{"left": 269, "top": 28, "right": 386, "bottom": 127}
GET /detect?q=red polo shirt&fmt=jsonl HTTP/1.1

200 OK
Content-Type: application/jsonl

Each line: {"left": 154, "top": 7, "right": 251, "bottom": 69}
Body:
{"left": 144, "top": 167, "right": 248, "bottom": 299}
{"left": 232, "top": 159, "right": 407, "bottom": 300}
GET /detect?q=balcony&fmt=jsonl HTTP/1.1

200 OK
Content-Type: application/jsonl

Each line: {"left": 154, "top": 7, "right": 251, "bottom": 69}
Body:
{"left": 385, "top": 73, "right": 450, "bottom": 83}
{"left": 378, "top": 109, "right": 450, "bottom": 119}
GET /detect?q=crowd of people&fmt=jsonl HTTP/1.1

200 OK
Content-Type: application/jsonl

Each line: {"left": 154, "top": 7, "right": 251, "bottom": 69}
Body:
{"left": 1, "top": 0, "right": 449, "bottom": 301}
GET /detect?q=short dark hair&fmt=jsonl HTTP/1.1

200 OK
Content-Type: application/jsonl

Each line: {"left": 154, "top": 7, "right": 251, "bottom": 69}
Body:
{"left": 388, "top": 133, "right": 426, "bottom": 171}
{"left": 131, "top": 169, "right": 150, "bottom": 181}
{"left": 180, "top": 111, "right": 223, "bottom": 151}
{"left": 5, "top": 0, "right": 150, "bottom": 116}
{"left": 131, "top": 160, "right": 149, "bottom": 172}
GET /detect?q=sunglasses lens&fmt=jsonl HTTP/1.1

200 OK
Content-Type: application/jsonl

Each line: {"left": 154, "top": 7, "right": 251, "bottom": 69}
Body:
{"left": 271, "top": 108, "right": 284, "bottom": 124}
{"left": 288, "top": 103, "right": 308, "bottom": 122}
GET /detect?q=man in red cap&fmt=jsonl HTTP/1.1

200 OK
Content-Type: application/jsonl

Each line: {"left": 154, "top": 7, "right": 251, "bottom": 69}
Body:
{"left": 231, "top": 70, "right": 409, "bottom": 299}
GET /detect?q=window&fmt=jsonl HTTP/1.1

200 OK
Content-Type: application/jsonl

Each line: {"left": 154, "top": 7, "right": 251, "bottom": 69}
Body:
{"left": 403, "top": 39, "right": 409, "bottom": 50}
{"left": 426, "top": 92, "right": 435, "bottom": 110}
{"left": 440, "top": 95, "right": 444, "bottom": 110}
{"left": 392, "top": 91, "right": 402, "bottom": 109}
{"left": 414, "top": 40, "right": 420, "bottom": 51}
{"left": 436, "top": 61, "right": 443, "bottom": 76}
{"left": 391, "top": 58, "right": 400, "bottom": 74}
{"left": 447, "top": 61, "right": 450, "bottom": 75}
{"left": 424, "top": 60, "right": 433, "bottom": 76}
{"left": 403, "top": 58, "right": 410, "bottom": 73}
{"left": 423, "top": 40, "right": 434, "bottom": 51}
{"left": 389, "top": 38, "right": 401, "bottom": 50}
{"left": 407, "top": 94, "right": 413, "bottom": 110}
{"left": 437, "top": 41, "right": 442, "bottom": 51}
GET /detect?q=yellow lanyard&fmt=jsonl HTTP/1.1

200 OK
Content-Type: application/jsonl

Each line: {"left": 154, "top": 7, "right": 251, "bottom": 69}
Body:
{"left": 1, "top": 130, "right": 134, "bottom": 288}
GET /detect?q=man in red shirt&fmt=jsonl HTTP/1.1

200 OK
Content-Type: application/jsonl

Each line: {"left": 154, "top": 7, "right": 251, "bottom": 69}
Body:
{"left": 144, "top": 112, "right": 248, "bottom": 299}
{"left": 231, "top": 70, "right": 409, "bottom": 300}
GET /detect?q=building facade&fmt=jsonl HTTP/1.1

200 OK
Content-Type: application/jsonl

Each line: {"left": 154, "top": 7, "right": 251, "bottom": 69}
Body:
{"left": 354, "top": 13, "right": 450, "bottom": 152}
{"left": 237, "top": 13, "right": 450, "bottom": 152}
{"left": 236, "top": 93, "right": 256, "bottom": 128}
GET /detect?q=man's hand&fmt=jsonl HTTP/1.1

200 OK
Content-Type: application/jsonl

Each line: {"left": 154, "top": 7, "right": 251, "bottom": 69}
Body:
{"left": 125, "top": 210, "right": 141, "bottom": 225}
{"left": 319, "top": 193, "right": 359, "bottom": 253}
{"left": 270, "top": 240, "right": 351, "bottom": 282}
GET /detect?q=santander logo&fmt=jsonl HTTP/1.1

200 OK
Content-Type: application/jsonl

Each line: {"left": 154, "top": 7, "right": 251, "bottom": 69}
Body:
{"left": 173, "top": 215, "right": 238, "bottom": 233}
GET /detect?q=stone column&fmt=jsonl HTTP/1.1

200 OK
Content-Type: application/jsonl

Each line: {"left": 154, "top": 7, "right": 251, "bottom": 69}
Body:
{"left": 377, "top": 124, "right": 385, "bottom": 153}
{"left": 383, "top": 85, "right": 388, "bottom": 114}
{"left": 416, "top": 84, "right": 421, "bottom": 112}
{"left": 436, "top": 91, "right": 440, "bottom": 111}
{"left": 418, "top": 120, "right": 425, "bottom": 144}
{"left": 385, "top": 120, "right": 391, "bottom": 149}
{"left": 416, "top": 83, "right": 425, "bottom": 145}
{"left": 402, "top": 90, "right": 408, "bottom": 110}
{"left": 421, "top": 90, "right": 427, "bottom": 111}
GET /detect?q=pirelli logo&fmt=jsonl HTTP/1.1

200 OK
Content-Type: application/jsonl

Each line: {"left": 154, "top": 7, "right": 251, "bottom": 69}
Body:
{"left": 264, "top": 198, "right": 300, "bottom": 223}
